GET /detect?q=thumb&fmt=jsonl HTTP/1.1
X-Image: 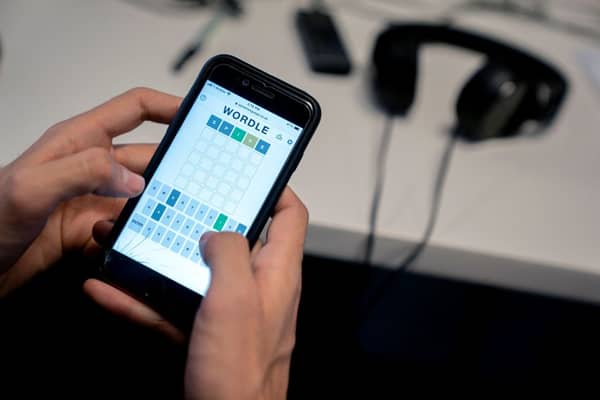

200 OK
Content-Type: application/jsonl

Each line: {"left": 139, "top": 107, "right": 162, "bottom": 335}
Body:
{"left": 200, "top": 232, "right": 253, "bottom": 295}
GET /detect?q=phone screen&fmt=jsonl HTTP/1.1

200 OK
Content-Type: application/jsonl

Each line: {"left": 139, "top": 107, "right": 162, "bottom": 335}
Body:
{"left": 112, "top": 80, "right": 304, "bottom": 295}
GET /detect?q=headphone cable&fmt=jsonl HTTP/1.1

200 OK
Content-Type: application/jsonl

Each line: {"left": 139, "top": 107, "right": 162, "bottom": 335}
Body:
{"left": 364, "top": 114, "right": 395, "bottom": 265}
{"left": 360, "top": 124, "right": 459, "bottom": 319}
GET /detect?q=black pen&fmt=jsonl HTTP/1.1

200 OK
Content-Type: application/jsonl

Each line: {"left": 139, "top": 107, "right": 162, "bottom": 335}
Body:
{"left": 172, "top": 0, "right": 242, "bottom": 73}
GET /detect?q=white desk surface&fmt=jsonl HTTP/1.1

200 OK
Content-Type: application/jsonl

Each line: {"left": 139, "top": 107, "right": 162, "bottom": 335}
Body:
{"left": 1, "top": 0, "right": 599, "bottom": 302}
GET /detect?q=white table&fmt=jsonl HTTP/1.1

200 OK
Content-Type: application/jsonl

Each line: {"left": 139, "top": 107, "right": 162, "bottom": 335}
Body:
{"left": 1, "top": 0, "right": 599, "bottom": 303}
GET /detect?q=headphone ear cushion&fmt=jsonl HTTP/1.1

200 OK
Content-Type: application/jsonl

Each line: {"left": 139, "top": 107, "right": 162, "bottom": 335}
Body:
{"left": 456, "top": 62, "right": 529, "bottom": 141}
{"left": 372, "top": 31, "right": 419, "bottom": 115}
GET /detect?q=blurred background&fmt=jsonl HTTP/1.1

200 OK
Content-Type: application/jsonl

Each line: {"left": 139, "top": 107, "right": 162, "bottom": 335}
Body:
{"left": 1, "top": 0, "right": 600, "bottom": 396}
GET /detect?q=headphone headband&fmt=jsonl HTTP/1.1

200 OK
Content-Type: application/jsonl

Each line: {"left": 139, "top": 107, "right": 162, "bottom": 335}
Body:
{"left": 376, "top": 23, "right": 566, "bottom": 88}
{"left": 373, "top": 23, "right": 568, "bottom": 126}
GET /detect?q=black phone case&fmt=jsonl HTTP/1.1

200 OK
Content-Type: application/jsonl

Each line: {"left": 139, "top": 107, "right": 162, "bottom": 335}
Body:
{"left": 100, "top": 54, "right": 321, "bottom": 332}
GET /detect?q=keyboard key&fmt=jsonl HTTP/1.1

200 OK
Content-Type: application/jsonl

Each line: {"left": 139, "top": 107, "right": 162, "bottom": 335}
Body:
{"left": 171, "top": 212, "right": 186, "bottom": 232}
{"left": 175, "top": 193, "right": 190, "bottom": 212}
{"left": 147, "top": 180, "right": 162, "bottom": 197}
{"left": 218, "top": 121, "right": 234, "bottom": 135}
{"left": 190, "top": 223, "right": 205, "bottom": 241}
{"left": 236, "top": 223, "right": 247, "bottom": 235}
{"left": 181, "top": 217, "right": 195, "bottom": 236}
{"left": 213, "top": 213, "right": 228, "bottom": 231}
{"left": 190, "top": 244, "right": 202, "bottom": 263}
{"left": 255, "top": 140, "right": 270, "bottom": 155}
{"left": 142, "top": 198, "right": 157, "bottom": 216}
{"left": 161, "top": 230, "right": 176, "bottom": 248}
{"left": 142, "top": 221, "right": 156, "bottom": 238}
{"left": 186, "top": 199, "right": 200, "bottom": 216}
{"left": 151, "top": 203, "right": 166, "bottom": 222}
{"left": 128, "top": 214, "right": 146, "bottom": 233}
{"left": 171, "top": 235, "right": 186, "bottom": 254}
{"left": 181, "top": 240, "right": 195, "bottom": 258}
{"left": 166, "top": 189, "right": 181, "bottom": 207}
{"left": 224, "top": 218, "right": 237, "bottom": 232}
{"left": 196, "top": 204, "right": 209, "bottom": 221}
{"left": 157, "top": 184, "right": 171, "bottom": 202}
{"left": 204, "top": 208, "right": 218, "bottom": 227}
{"left": 152, "top": 225, "right": 166, "bottom": 243}
{"left": 207, "top": 114, "right": 222, "bottom": 129}
{"left": 163, "top": 208, "right": 176, "bottom": 226}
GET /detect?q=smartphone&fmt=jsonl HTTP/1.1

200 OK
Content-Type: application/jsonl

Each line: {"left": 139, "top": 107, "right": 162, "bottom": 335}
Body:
{"left": 102, "top": 54, "right": 321, "bottom": 331}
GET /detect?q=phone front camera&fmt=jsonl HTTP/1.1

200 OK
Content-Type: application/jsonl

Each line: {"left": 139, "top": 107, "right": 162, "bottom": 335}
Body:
{"left": 242, "top": 79, "right": 250, "bottom": 87}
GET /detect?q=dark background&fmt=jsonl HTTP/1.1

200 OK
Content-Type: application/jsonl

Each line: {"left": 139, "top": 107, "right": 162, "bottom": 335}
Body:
{"left": 2, "top": 253, "right": 600, "bottom": 397}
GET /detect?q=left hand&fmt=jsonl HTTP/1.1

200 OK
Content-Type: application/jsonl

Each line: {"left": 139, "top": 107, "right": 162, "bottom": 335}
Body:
{"left": 0, "top": 87, "right": 180, "bottom": 297}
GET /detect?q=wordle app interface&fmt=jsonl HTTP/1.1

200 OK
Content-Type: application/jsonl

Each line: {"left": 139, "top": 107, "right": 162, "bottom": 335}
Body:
{"left": 113, "top": 80, "right": 303, "bottom": 295}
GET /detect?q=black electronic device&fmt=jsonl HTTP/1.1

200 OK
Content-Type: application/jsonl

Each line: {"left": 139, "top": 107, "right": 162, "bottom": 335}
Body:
{"left": 371, "top": 23, "right": 568, "bottom": 141}
{"left": 102, "top": 55, "right": 320, "bottom": 331}
{"left": 296, "top": 9, "right": 352, "bottom": 75}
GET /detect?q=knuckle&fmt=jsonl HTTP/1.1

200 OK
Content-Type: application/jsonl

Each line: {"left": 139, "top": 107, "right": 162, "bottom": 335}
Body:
{"left": 1, "top": 168, "right": 44, "bottom": 219}
{"left": 3, "top": 169, "right": 28, "bottom": 212}
{"left": 126, "top": 86, "right": 152, "bottom": 100}
{"left": 84, "top": 147, "right": 114, "bottom": 183}
{"left": 44, "top": 120, "right": 66, "bottom": 137}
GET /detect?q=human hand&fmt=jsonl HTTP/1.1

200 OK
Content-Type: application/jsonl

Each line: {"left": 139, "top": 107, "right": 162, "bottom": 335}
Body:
{"left": 0, "top": 88, "right": 180, "bottom": 296}
{"left": 85, "top": 187, "right": 308, "bottom": 399}
{"left": 185, "top": 188, "right": 307, "bottom": 400}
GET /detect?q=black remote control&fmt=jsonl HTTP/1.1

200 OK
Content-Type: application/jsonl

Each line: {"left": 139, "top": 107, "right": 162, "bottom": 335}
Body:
{"left": 295, "top": 9, "right": 352, "bottom": 75}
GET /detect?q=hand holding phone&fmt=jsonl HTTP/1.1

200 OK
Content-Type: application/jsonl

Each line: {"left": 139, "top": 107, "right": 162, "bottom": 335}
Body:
{"left": 101, "top": 55, "right": 321, "bottom": 330}
{"left": 184, "top": 187, "right": 307, "bottom": 399}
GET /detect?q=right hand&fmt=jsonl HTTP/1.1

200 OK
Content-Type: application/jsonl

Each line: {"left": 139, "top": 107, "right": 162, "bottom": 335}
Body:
{"left": 86, "top": 187, "right": 308, "bottom": 399}
{"left": 186, "top": 187, "right": 308, "bottom": 400}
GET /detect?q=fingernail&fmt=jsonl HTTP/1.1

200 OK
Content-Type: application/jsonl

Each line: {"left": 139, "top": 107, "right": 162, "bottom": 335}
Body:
{"left": 123, "top": 168, "right": 145, "bottom": 195}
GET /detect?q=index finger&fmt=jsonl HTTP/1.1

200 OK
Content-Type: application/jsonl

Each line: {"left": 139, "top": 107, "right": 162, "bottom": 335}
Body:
{"left": 23, "top": 87, "right": 181, "bottom": 164}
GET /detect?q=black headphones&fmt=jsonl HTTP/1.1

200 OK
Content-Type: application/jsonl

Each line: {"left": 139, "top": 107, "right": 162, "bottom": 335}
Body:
{"left": 372, "top": 23, "right": 568, "bottom": 141}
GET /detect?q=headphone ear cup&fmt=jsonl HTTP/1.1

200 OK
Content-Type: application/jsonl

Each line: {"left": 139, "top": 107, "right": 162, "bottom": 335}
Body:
{"left": 456, "top": 62, "right": 529, "bottom": 141}
{"left": 372, "top": 31, "right": 419, "bottom": 115}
